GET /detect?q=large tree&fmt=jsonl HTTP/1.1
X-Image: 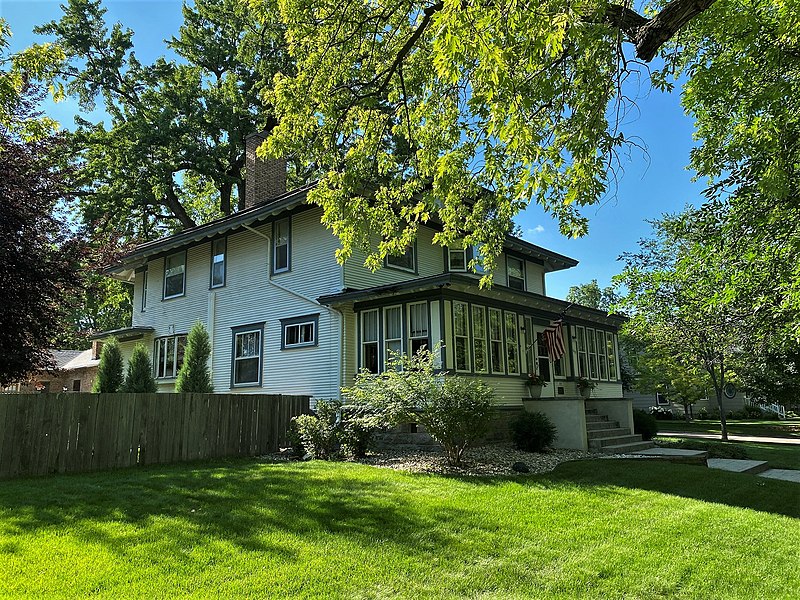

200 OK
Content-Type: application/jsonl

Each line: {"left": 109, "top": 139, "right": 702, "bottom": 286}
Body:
{"left": 259, "top": 0, "right": 722, "bottom": 273}
{"left": 616, "top": 210, "right": 762, "bottom": 440}
{"left": 566, "top": 279, "right": 619, "bottom": 313}
{"left": 33, "top": 0, "right": 293, "bottom": 238}
{"left": 0, "top": 87, "right": 83, "bottom": 386}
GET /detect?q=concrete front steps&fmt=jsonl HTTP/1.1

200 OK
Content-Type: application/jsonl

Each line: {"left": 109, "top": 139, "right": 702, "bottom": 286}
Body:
{"left": 586, "top": 409, "right": 654, "bottom": 453}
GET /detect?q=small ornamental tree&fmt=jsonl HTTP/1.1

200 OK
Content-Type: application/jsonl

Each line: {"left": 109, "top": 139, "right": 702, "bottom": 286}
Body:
{"left": 92, "top": 337, "right": 123, "bottom": 393}
{"left": 121, "top": 343, "right": 157, "bottom": 393}
{"left": 175, "top": 322, "right": 214, "bottom": 393}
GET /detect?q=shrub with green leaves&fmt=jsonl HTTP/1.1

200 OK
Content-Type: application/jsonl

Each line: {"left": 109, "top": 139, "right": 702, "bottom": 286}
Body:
{"left": 292, "top": 399, "right": 378, "bottom": 460}
{"left": 345, "top": 346, "right": 494, "bottom": 466}
{"left": 509, "top": 411, "right": 558, "bottom": 453}
{"left": 121, "top": 343, "right": 157, "bottom": 393}
{"left": 633, "top": 409, "right": 659, "bottom": 441}
{"left": 175, "top": 322, "right": 214, "bottom": 393}
{"left": 92, "top": 337, "right": 123, "bottom": 393}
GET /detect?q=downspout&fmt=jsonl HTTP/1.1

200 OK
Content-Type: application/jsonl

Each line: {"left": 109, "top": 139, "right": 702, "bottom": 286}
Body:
{"left": 242, "top": 223, "right": 344, "bottom": 398}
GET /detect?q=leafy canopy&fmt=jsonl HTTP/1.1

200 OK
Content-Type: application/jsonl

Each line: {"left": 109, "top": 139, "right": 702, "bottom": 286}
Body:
{"left": 258, "top": 0, "right": 715, "bottom": 274}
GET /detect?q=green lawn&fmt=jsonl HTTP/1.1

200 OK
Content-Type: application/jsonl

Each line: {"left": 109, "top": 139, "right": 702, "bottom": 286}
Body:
{"left": 656, "top": 436, "right": 800, "bottom": 470}
{"left": 658, "top": 419, "right": 800, "bottom": 439}
{"left": 0, "top": 459, "right": 798, "bottom": 598}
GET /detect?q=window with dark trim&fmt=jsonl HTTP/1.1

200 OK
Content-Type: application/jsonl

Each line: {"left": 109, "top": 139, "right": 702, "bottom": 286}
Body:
{"left": 384, "top": 305, "right": 403, "bottom": 368}
{"left": 408, "top": 301, "right": 429, "bottom": 355}
{"left": 361, "top": 309, "right": 379, "bottom": 373}
{"left": 72, "top": 379, "right": 81, "bottom": 392}
{"left": 231, "top": 324, "right": 263, "bottom": 386}
{"left": 472, "top": 305, "right": 488, "bottom": 373}
{"left": 606, "top": 332, "right": 618, "bottom": 380}
{"left": 488, "top": 308, "right": 505, "bottom": 374}
{"left": 448, "top": 247, "right": 468, "bottom": 272}
{"left": 505, "top": 311, "right": 520, "bottom": 374}
{"left": 210, "top": 237, "right": 226, "bottom": 288}
{"left": 281, "top": 314, "right": 319, "bottom": 349}
{"left": 163, "top": 252, "right": 186, "bottom": 299}
{"left": 273, "top": 218, "right": 290, "bottom": 273}
{"left": 141, "top": 268, "right": 148, "bottom": 311}
{"left": 155, "top": 334, "right": 188, "bottom": 378}
{"left": 453, "top": 301, "right": 471, "bottom": 372}
{"left": 386, "top": 245, "right": 416, "bottom": 272}
{"left": 507, "top": 256, "right": 525, "bottom": 290}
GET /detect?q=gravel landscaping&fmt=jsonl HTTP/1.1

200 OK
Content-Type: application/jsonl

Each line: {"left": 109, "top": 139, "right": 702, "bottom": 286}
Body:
{"left": 353, "top": 443, "right": 600, "bottom": 476}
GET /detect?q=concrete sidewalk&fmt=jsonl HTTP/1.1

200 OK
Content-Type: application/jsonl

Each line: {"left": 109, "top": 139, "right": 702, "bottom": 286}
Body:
{"left": 658, "top": 431, "right": 800, "bottom": 445}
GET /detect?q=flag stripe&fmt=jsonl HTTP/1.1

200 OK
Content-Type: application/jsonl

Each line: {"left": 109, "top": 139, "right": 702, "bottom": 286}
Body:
{"left": 543, "top": 319, "right": 565, "bottom": 362}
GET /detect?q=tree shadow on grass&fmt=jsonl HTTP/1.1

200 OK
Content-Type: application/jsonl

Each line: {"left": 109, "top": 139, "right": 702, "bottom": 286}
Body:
{"left": 0, "top": 459, "right": 469, "bottom": 566}
{"left": 448, "top": 458, "right": 800, "bottom": 519}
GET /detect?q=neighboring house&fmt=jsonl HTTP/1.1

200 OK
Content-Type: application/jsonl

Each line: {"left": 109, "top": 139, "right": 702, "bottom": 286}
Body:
{"left": 94, "top": 134, "right": 633, "bottom": 450}
{"left": 2, "top": 348, "right": 100, "bottom": 393}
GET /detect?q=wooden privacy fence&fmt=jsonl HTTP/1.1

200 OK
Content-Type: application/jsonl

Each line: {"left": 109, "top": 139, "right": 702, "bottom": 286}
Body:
{"left": 0, "top": 393, "right": 309, "bottom": 480}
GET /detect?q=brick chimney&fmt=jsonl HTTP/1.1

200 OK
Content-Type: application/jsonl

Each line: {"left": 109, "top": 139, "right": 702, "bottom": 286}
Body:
{"left": 91, "top": 339, "right": 104, "bottom": 361}
{"left": 245, "top": 132, "right": 287, "bottom": 208}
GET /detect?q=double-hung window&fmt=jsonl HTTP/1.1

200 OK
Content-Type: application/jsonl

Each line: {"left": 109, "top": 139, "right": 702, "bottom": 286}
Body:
{"left": 232, "top": 324, "right": 263, "bottom": 386}
{"left": 384, "top": 306, "right": 403, "bottom": 368}
{"left": 507, "top": 256, "right": 525, "bottom": 290}
{"left": 606, "top": 332, "right": 618, "bottom": 380}
{"left": 576, "top": 326, "right": 588, "bottom": 377}
{"left": 141, "top": 268, "right": 148, "bottom": 311}
{"left": 453, "top": 301, "right": 471, "bottom": 372}
{"left": 386, "top": 245, "right": 415, "bottom": 272}
{"left": 163, "top": 252, "right": 186, "bottom": 299}
{"left": 505, "top": 311, "right": 520, "bottom": 374}
{"left": 273, "top": 218, "right": 290, "bottom": 273}
{"left": 587, "top": 329, "right": 598, "bottom": 379}
{"left": 210, "top": 238, "right": 226, "bottom": 288}
{"left": 448, "top": 247, "right": 468, "bottom": 272}
{"left": 155, "top": 334, "right": 188, "bottom": 378}
{"left": 281, "top": 315, "right": 318, "bottom": 349}
{"left": 597, "top": 330, "right": 608, "bottom": 380}
{"left": 488, "top": 308, "right": 505, "bottom": 374}
{"left": 472, "top": 306, "right": 488, "bottom": 373}
{"left": 361, "top": 309, "right": 379, "bottom": 373}
{"left": 536, "top": 331, "right": 553, "bottom": 383}
{"left": 408, "top": 302, "right": 429, "bottom": 355}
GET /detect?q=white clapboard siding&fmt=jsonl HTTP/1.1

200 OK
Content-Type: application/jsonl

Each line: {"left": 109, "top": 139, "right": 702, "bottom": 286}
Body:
{"left": 344, "top": 225, "right": 443, "bottom": 289}
{"left": 129, "top": 207, "right": 346, "bottom": 398}
{"left": 526, "top": 261, "right": 545, "bottom": 295}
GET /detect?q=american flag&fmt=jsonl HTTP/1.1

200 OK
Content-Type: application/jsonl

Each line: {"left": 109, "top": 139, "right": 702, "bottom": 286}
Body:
{"left": 543, "top": 319, "right": 566, "bottom": 362}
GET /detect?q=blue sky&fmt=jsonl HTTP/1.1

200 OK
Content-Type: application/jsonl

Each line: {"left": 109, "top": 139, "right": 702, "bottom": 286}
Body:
{"left": 2, "top": 0, "right": 706, "bottom": 300}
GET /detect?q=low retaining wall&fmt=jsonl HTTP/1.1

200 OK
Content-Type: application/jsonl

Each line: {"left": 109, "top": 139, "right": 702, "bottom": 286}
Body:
{"left": 522, "top": 399, "right": 588, "bottom": 451}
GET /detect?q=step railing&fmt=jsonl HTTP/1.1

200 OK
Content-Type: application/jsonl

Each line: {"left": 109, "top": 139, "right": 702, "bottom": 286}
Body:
{"left": 746, "top": 398, "right": 787, "bottom": 419}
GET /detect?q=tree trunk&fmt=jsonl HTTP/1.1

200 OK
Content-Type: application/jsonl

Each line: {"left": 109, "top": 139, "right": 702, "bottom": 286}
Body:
{"left": 220, "top": 181, "right": 233, "bottom": 216}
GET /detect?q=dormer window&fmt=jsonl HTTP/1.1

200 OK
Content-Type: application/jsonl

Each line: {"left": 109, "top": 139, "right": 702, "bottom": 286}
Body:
{"left": 507, "top": 256, "right": 525, "bottom": 290}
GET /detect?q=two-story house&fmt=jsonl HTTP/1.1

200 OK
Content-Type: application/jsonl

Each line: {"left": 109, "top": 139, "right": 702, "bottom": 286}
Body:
{"left": 95, "top": 133, "right": 638, "bottom": 451}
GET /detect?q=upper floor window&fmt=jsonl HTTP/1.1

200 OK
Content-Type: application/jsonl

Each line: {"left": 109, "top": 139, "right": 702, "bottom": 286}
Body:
{"left": 507, "top": 256, "right": 525, "bottom": 290}
{"left": 141, "top": 268, "right": 148, "bottom": 311}
{"left": 210, "top": 238, "right": 226, "bottom": 288}
{"left": 281, "top": 314, "right": 319, "bottom": 349}
{"left": 386, "top": 245, "right": 416, "bottom": 272}
{"left": 232, "top": 324, "right": 263, "bottom": 386}
{"left": 448, "top": 247, "right": 468, "bottom": 272}
{"left": 163, "top": 252, "right": 186, "bottom": 299}
{"left": 273, "top": 218, "right": 290, "bottom": 273}
{"left": 155, "top": 334, "right": 187, "bottom": 378}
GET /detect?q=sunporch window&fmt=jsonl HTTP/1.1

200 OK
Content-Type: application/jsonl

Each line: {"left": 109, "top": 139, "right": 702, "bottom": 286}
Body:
{"left": 505, "top": 311, "right": 520, "bottom": 374}
{"left": 408, "top": 302, "right": 429, "bottom": 355}
{"left": 453, "top": 301, "right": 471, "bottom": 372}
{"left": 384, "top": 305, "right": 403, "bottom": 367}
{"left": 488, "top": 308, "right": 505, "bottom": 374}
{"left": 361, "top": 309, "right": 379, "bottom": 373}
{"left": 472, "top": 305, "right": 488, "bottom": 373}
{"left": 155, "top": 334, "right": 188, "bottom": 378}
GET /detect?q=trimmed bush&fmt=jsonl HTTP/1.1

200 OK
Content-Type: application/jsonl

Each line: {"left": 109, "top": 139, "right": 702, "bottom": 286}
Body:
{"left": 509, "top": 411, "right": 557, "bottom": 453}
{"left": 175, "top": 322, "right": 214, "bottom": 393}
{"left": 121, "top": 343, "right": 157, "bottom": 393}
{"left": 92, "top": 337, "right": 124, "bottom": 393}
{"left": 633, "top": 409, "right": 659, "bottom": 441}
